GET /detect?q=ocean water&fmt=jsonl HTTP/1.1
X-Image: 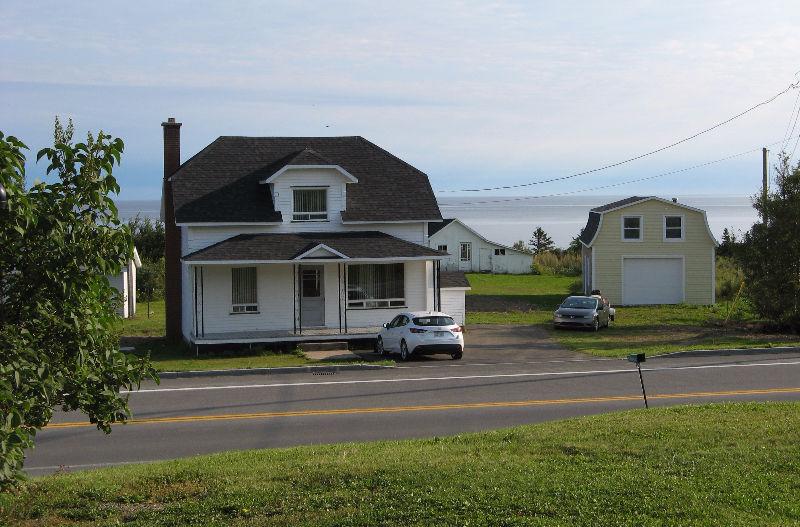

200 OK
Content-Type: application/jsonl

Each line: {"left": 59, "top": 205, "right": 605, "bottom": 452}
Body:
{"left": 118, "top": 195, "right": 758, "bottom": 248}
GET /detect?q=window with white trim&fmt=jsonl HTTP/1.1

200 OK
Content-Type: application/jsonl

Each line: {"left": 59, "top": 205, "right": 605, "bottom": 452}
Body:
{"left": 494, "top": 248, "right": 505, "bottom": 255}
{"left": 347, "top": 263, "right": 405, "bottom": 309}
{"left": 231, "top": 267, "right": 258, "bottom": 313}
{"left": 622, "top": 216, "right": 642, "bottom": 240}
{"left": 292, "top": 188, "right": 327, "bottom": 221}
{"left": 664, "top": 215, "right": 683, "bottom": 240}
{"left": 437, "top": 244, "right": 448, "bottom": 252}
{"left": 460, "top": 242, "right": 472, "bottom": 261}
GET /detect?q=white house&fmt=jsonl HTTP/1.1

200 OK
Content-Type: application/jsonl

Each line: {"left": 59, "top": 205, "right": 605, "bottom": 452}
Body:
{"left": 109, "top": 247, "right": 142, "bottom": 319}
{"left": 160, "top": 118, "right": 469, "bottom": 345}
{"left": 428, "top": 219, "right": 533, "bottom": 274}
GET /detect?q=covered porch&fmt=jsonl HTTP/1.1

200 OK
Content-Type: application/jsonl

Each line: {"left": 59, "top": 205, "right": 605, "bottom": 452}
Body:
{"left": 182, "top": 231, "right": 447, "bottom": 345}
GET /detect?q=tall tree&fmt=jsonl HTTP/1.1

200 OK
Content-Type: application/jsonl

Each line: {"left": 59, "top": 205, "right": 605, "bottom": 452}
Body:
{"left": 566, "top": 235, "right": 583, "bottom": 254}
{"left": 528, "top": 226, "right": 555, "bottom": 255}
{"left": 739, "top": 153, "right": 800, "bottom": 330}
{"left": 0, "top": 120, "right": 156, "bottom": 487}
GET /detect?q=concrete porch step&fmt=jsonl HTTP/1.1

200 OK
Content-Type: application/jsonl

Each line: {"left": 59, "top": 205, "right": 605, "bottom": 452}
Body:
{"left": 301, "top": 341, "right": 349, "bottom": 352}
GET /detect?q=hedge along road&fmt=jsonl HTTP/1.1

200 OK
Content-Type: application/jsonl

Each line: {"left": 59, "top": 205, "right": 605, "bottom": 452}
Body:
{"left": 27, "top": 347, "right": 800, "bottom": 475}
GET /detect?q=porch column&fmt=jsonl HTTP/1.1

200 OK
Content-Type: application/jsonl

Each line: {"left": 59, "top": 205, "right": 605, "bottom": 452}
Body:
{"left": 337, "top": 263, "right": 343, "bottom": 334}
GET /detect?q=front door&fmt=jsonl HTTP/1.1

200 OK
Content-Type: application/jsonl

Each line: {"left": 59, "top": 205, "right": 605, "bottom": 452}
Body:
{"left": 300, "top": 266, "right": 324, "bottom": 327}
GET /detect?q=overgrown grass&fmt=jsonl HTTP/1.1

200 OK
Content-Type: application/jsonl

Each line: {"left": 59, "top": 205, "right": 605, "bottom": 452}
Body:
{"left": 4, "top": 403, "right": 800, "bottom": 526}
{"left": 465, "top": 272, "right": 800, "bottom": 356}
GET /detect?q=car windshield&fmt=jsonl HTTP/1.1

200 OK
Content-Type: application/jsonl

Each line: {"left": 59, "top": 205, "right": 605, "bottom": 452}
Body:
{"left": 560, "top": 297, "right": 598, "bottom": 310}
{"left": 413, "top": 316, "right": 455, "bottom": 327}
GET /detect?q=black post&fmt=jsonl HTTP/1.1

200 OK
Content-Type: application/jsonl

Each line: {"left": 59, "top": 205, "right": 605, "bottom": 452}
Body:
{"left": 628, "top": 353, "right": 648, "bottom": 409}
{"left": 338, "top": 263, "right": 342, "bottom": 334}
{"left": 637, "top": 362, "right": 648, "bottom": 409}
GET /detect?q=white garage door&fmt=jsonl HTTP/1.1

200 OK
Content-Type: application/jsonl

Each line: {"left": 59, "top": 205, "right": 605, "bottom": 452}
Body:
{"left": 623, "top": 257, "right": 683, "bottom": 305}
{"left": 440, "top": 289, "right": 466, "bottom": 325}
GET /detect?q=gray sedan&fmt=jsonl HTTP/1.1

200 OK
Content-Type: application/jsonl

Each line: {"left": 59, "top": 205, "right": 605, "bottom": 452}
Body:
{"left": 553, "top": 296, "right": 610, "bottom": 331}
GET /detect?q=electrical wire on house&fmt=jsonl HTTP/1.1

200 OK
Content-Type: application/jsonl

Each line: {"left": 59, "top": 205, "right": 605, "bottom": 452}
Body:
{"left": 439, "top": 135, "right": 799, "bottom": 207}
{"left": 436, "top": 80, "right": 799, "bottom": 193}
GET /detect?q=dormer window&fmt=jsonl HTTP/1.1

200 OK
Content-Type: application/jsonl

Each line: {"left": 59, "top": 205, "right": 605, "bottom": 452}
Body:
{"left": 293, "top": 187, "right": 328, "bottom": 221}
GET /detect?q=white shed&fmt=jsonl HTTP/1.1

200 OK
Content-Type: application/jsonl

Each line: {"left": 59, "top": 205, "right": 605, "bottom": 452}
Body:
{"left": 438, "top": 271, "right": 471, "bottom": 325}
{"left": 109, "top": 247, "right": 142, "bottom": 318}
{"left": 429, "top": 219, "right": 533, "bottom": 274}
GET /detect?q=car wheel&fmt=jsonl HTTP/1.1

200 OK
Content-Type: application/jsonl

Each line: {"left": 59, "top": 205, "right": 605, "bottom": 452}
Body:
{"left": 592, "top": 318, "right": 600, "bottom": 332}
{"left": 451, "top": 349, "right": 463, "bottom": 360}
{"left": 375, "top": 337, "right": 385, "bottom": 355}
{"left": 399, "top": 340, "right": 411, "bottom": 361}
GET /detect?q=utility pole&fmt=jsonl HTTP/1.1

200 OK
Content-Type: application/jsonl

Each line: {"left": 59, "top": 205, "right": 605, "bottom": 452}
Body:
{"left": 762, "top": 147, "right": 769, "bottom": 222}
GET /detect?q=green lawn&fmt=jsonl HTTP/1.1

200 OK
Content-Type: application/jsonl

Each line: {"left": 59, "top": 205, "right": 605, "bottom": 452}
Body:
{"left": 118, "top": 300, "right": 166, "bottom": 337}
{"left": 4, "top": 402, "right": 800, "bottom": 526}
{"left": 119, "top": 301, "right": 385, "bottom": 371}
{"left": 124, "top": 338, "right": 386, "bottom": 372}
{"left": 465, "top": 273, "right": 800, "bottom": 357}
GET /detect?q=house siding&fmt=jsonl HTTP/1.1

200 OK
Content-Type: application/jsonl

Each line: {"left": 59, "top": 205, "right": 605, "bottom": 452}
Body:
{"left": 429, "top": 221, "right": 532, "bottom": 274}
{"left": 592, "top": 200, "right": 715, "bottom": 305}
{"left": 186, "top": 260, "right": 432, "bottom": 340}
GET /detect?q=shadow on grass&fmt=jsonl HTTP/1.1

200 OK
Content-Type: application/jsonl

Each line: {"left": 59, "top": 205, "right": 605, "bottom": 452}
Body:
{"left": 466, "top": 294, "right": 569, "bottom": 312}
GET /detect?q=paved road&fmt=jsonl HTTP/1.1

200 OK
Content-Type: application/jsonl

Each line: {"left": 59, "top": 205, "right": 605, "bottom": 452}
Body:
{"left": 26, "top": 339, "right": 800, "bottom": 476}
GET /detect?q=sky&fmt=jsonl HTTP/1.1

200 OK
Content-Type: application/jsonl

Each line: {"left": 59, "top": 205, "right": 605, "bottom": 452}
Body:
{"left": 2, "top": 1, "right": 800, "bottom": 201}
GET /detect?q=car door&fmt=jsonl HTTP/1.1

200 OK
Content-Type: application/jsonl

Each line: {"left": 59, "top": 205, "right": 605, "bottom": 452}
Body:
{"left": 384, "top": 315, "right": 403, "bottom": 350}
{"left": 394, "top": 315, "right": 410, "bottom": 347}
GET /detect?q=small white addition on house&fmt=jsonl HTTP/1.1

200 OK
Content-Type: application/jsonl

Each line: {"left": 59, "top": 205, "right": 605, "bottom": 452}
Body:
{"left": 427, "top": 219, "right": 533, "bottom": 274}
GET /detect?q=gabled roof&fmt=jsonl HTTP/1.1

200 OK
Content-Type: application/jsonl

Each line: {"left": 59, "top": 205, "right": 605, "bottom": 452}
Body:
{"left": 169, "top": 136, "right": 442, "bottom": 224}
{"left": 427, "top": 218, "right": 531, "bottom": 255}
{"left": 428, "top": 218, "right": 455, "bottom": 236}
{"left": 182, "top": 231, "right": 446, "bottom": 263}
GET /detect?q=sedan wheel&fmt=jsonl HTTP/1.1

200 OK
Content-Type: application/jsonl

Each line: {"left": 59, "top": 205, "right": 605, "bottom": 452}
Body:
{"left": 451, "top": 349, "right": 463, "bottom": 360}
{"left": 399, "top": 340, "right": 411, "bottom": 361}
{"left": 375, "top": 337, "right": 385, "bottom": 355}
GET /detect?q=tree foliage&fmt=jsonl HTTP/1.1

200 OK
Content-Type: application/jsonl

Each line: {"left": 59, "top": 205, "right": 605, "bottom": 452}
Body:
{"left": 528, "top": 226, "right": 555, "bottom": 255}
{"left": 512, "top": 240, "right": 531, "bottom": 254}
{"left": 128, "top": 215, "right": 164, "bottom": 262}
{"left": 0, "top": 120, "right": 157, "bottom": 488}
{"left": 739, "top": 154, "right": 800, "bottom": 330}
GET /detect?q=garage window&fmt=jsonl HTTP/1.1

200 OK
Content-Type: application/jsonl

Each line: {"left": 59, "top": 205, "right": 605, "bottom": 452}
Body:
{"left": 437, "top": 244, "right": 448, "bottom": 252}
{"left": 622, "top": 216, "right": 642, "bottom": 241}
{"left": 494, "top": 248, "right": 505, "bottom": 255}
{"left": 664, "top": 216, "right": 684, "bottom": 241}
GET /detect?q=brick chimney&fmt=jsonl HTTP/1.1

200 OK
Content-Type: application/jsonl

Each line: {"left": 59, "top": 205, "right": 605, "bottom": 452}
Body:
{"left": 162, "top": 117, "right": 183, "bottom": 343}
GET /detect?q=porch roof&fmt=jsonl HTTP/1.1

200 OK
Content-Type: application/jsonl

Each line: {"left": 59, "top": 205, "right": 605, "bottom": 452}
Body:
{"left": 183, "top": 231, "right": 446, "bottom": 264}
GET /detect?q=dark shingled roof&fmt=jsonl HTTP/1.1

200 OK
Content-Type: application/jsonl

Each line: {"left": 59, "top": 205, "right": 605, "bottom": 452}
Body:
{"left": 590, "top": 196, "right": 652, "bottom": 212}
{"left": 428, "top": 218, "right": 455, "bottom": 236}
{"left": 183, "top": 231, "right": 445, "bottom": 262}
{"left": 580, "top": 197, "right": 654, "bottom": 245}
{"left": 169, "top": 136, "right": 442, "bottom": 224}
{"left": 439, "top": 271, "right": 471, "bottom": 289}
{"left": 578, "top": 212, "right": 601, "bottom": 245}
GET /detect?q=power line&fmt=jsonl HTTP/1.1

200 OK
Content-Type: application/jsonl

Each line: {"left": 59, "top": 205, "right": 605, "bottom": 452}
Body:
{"left": 780, "top": 88, "right": 800, "bottom": 154}
{"left": 439, "top": 137, "right": 796, "bottom": 207}
{"left": 437, "top": 80, "right": 799, "bottom": 193}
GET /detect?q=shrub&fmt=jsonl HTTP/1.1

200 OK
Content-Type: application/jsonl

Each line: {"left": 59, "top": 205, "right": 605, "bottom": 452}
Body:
{"left": 716, "top": 256, "right": 744, "bottom": 301}
{"left": 533, "top": 251, "right": 582, "bottom": 276}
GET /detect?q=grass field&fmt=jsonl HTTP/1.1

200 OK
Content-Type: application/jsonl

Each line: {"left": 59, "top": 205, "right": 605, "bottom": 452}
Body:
{"left": 465, "top": 273, "right": 800, "bottom": 356}
{"left": 118, "top": 300, "right": 166, "bottom": 337}
{"left": 4, "top": 402, "right": 799, "bottom": 526}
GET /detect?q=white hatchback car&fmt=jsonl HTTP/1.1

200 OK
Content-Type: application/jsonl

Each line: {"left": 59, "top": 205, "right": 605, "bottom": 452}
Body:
{"left": 375, "top": 311, "right": 464, "bottom": 361}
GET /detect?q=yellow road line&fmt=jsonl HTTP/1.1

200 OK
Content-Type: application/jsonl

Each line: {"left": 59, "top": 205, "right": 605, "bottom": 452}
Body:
{"left": 45, "top": 387, "right": 800, "bottom": 430}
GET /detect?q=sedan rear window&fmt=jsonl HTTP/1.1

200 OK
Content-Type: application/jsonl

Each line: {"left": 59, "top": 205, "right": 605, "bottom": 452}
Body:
{"left": 413, "top": 316, "right": 455, "bottom": 327}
